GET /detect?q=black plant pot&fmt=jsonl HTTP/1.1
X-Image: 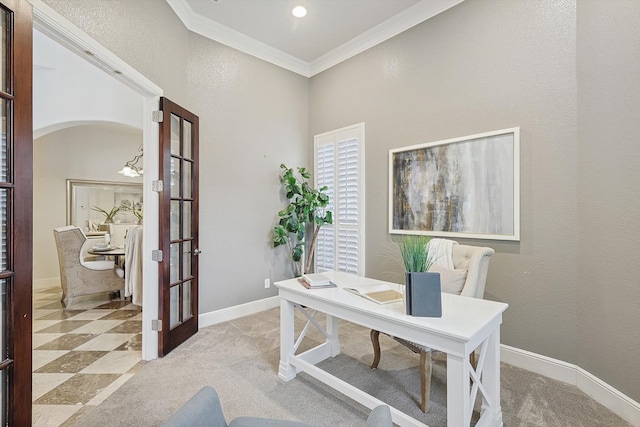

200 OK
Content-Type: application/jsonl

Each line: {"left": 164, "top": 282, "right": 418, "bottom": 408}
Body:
{"left": 405, "top": 272, "right": 442, "bottom": 317}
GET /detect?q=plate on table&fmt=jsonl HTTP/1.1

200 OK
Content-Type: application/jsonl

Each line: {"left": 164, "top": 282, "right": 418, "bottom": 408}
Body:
{"left": 92, "top": 245, "right": 112, "bottom": 252}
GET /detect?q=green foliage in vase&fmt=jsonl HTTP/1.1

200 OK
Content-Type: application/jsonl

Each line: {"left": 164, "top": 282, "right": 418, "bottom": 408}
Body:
{"left": 398, "top": 234, "right": 435, "bottom": 272}
{"left": 91, "top": 206, "right": 120, "bottom": 223}
{"left": 273, "top": 164, "right": 333, "bottom": 276}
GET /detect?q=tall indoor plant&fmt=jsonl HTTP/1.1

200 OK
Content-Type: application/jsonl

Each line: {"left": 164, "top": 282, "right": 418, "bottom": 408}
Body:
{"left": 273, "top": 164, "right": 333, "bottom": 276}
{"left": 398, "top": 234, "right": 442, "bottom": 317}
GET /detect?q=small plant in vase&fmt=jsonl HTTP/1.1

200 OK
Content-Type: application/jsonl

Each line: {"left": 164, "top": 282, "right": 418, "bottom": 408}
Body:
{"left": 91, "top": 206, "right": 120, "bottom": 224}
{"left": 397, "top": 234, "right": 442, "bottom": 317}
{"left": 398, "top": 234, "right": 435, "bottom": 273}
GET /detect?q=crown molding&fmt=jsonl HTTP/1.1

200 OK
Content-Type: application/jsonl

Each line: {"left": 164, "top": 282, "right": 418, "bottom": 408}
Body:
{"left": 167, "top": 0, "right": 464, "bottom": 78}
{"left": 166, "top": 0, "right": 310, "bottom": 76}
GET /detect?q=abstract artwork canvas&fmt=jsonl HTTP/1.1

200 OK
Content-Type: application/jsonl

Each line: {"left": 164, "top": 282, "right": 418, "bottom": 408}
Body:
{"left": 389, "top": 128, "right": 520, "bottom": 241}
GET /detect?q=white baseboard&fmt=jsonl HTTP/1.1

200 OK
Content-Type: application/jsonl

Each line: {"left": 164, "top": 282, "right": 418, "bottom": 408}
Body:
{"left": 33, "top": 277, "right": 60, "bottom": 291}
{"left": 199, "top": 296, "right": 280, "bottom": 328}
{"left": 501, "top": 344, "right": 640, "bottom": 426}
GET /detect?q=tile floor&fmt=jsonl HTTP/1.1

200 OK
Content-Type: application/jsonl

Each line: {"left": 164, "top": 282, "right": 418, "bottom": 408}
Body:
{"left": 32, "top": 287, "right": 144, "bottom": 427}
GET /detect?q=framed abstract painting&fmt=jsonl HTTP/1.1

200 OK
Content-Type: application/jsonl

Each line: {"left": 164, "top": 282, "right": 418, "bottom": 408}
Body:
{"left": 389, "top": 127, "right": 520, "bottom": 241}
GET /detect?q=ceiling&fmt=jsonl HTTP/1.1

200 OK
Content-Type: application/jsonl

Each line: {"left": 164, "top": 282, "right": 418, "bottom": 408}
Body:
{"left": 167, "top": 0, "right": 464, "bottom": 77}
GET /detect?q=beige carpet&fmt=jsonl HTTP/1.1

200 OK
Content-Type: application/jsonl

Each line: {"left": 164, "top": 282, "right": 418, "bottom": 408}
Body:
{"left": 68, "top": 307, "right": 630, "bottom": 427}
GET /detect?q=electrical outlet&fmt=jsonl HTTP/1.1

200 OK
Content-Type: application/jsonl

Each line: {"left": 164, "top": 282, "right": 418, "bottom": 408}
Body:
{"left": 264, "top": 278, "right": 270, "bottom": 288}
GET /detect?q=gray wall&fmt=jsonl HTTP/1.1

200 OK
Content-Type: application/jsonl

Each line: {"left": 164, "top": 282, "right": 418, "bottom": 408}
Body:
{"left": 309, "top": 0, "right": 638, "bottom": 401}
{"left": 41, "top": 0, "right": 639, "bottom": 402}
{"left": 186, "top": 32, "right": 309, "bottom": 308}
{"left": 576, "top": 0, "right": 640, "bottom": 402}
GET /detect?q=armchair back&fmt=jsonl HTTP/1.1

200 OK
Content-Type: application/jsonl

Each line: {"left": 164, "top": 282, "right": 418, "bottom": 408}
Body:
{"left": 451, "top": 244, "right": 495, "bottom": 299}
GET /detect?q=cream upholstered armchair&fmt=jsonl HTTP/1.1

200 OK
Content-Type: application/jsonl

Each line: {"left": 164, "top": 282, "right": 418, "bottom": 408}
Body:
{"left": 370, "top": 243, "right": 495, "bottom": 413}
{"left": 53, "top": 226, "right": 124, "bottom": 307}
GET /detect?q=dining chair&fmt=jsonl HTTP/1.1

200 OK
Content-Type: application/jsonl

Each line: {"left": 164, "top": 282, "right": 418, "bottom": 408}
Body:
{"left": 53, "top": 226, "right": 124, "bottom": 307}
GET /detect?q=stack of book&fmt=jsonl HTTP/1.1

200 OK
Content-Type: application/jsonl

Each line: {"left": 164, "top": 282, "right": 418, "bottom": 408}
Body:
{"left": 298, "top": 273, "right": 336, "bottom": 289}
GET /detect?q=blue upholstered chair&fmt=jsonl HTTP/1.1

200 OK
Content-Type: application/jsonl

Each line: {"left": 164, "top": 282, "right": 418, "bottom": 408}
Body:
{"left": 161, "top": 386, "right": 392, "bottom": 427}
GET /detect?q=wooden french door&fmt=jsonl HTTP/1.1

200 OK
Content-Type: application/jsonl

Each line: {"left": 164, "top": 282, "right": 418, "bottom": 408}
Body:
{"left": 0, "top": 0, "right": 32, "bottom": 424}
{"left": 158, "top": 97, "right": 199, "bottom": 357}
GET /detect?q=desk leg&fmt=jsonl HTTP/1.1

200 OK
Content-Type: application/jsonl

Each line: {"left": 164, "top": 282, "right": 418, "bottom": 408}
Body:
{"left": 278, "top": 299, "right": 296, "bottom": 381}
{"left": 480, "top": 329, "right": 503, "bottom": 426}
{"left": 326, "top": 314, "right": 340, "bottom": 357}
{"left": 447, "top": 353, "right": 471, "bottom": 427}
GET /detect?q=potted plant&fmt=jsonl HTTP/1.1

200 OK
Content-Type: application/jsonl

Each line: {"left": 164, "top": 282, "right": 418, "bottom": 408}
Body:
{"left": 91, "top": 205, "right": 121, "bottom": 224}
{"left": 397, "top": 234, "right": 442, "bottom": 317}
{"left": 273, "top": 164, "right": 333, "bottom": 277}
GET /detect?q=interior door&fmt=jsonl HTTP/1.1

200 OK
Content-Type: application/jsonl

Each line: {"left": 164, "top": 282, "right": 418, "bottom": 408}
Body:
{"left": 158, "top": 97, "right": 199, "bottom": 357}
{"left": 0, "top": 0, "right": 32, "bottom": 424}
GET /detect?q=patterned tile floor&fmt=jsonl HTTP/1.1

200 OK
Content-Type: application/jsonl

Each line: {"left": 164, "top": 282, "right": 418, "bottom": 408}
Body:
{"left": 32, "top": 287, "right": 144, "bottom": 427}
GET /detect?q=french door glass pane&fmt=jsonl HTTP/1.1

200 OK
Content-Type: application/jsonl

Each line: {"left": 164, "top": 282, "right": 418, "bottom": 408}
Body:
{"left": 170, "top": 201, "right": 180, "bottom": 240}
{"left": 183, "top": 121, "right": 192, "bottom": 160}
{"left": 183, "top": 161, "right": 192, "bottom": 199}
{"left": 1, "top": 279, "right": 6, "bottom": 425}
{"left": 170, "top": 158, "right": 181, "bottom": 198}
{"left": 182, "top": 281, "right": 192, "bottom": 319}
{"left": 1, "top": 99, "right": 6, "bottom": 182}
{"left": 1, "top": 279, "right": 6, "bottom": 358}
{"left": 183, "top": 201, "right": 191, "bottom": 240}
{"left": 0, "top": 8, "right": 6, "bottom": 92}
{"left": 0, "top": 189, "right": 6, "bottom": 271}
{"left": 182, "top": 241, "right": 191, "bottom": 280}
{"left": 170, "top": 114, "right": 180, "bottom": 155}
{"left": 169, "top": 284, "right": 179, "bottom": 329}
{"left": 170, "top": 243, "right": 179, "bottom": 283}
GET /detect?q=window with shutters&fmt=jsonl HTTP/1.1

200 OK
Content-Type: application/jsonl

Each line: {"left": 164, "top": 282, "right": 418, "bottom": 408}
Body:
{"left": 314, "top": 123, "right": 365, "bottom": 275}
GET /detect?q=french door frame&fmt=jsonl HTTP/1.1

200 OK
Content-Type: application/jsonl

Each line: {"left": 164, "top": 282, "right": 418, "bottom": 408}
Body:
{"left": 157, "top": 97, "right": 199, "bottom": 357}
{"left": 2, "top": 0, "right": 33, "bottom": 424}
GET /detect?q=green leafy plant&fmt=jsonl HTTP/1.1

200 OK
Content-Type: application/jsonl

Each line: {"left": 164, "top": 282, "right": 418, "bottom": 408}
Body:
{"left": 397, "top": 234, "right": 435, "bottom": 272}
{"left": 273, "top": 164, "right": 333, "bottom": 276}
{"left": 91, "top": 206, "right": 120, "bottom": 224}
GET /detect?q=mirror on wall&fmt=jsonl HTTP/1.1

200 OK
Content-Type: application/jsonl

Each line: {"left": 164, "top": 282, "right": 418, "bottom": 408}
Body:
{"left": 67, "top": 179, "right": 143, "bottom": 231}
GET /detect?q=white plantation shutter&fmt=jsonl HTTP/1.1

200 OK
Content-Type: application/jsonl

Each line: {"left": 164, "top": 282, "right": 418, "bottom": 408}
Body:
{"left": 314, "top": 123, "right": 365, "bottom": 275}
{"left": 315, "top": 226, "right": 335, "bottom": 271}
{"left": 338, "top": 229, "right": 359, "bottom": 273}
{"left": 338, "top": 139, "right": 359, "bottom": 224}
{"left": 315, "top": 143, "right": 335, "bottom": 271}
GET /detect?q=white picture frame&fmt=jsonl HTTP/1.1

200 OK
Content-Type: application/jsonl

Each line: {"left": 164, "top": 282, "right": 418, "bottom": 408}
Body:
{"left": 389, "top": 127, "right": 520, "bottom": 241}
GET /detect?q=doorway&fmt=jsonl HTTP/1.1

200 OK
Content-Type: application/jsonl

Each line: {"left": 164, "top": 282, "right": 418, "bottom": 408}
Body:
{"left": 31, "top": 4, "right": 163, "bottom": 424}
{"left": 33, "top": 0, "right": 163, "bottom": 360}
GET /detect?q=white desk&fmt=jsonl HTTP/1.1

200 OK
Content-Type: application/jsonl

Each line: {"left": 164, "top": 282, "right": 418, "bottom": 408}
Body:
{"left": 276, "top": 271, "right": 508, "bottom": 427}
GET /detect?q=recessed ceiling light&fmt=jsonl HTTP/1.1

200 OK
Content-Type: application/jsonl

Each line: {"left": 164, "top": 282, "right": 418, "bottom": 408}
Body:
{"left": 292, "top": 6, "right": 307, "bottom": 18}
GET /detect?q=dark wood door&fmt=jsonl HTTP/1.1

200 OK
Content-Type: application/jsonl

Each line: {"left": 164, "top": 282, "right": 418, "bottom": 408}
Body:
{"left": 0, "top": 0, "right": 32, "bottom": 424}
{"left": 158, "top": 97, "right": 199, "bottom": 357}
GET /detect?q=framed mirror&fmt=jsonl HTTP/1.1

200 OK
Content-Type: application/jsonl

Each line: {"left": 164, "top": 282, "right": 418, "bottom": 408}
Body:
{"left": 67, "top": 179, "right": 143, "bottom": 231}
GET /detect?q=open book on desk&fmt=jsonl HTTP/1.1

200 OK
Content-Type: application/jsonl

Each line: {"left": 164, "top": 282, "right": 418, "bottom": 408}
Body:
{"left": 343, "top": 283, "right": 403, "bottom": 304}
